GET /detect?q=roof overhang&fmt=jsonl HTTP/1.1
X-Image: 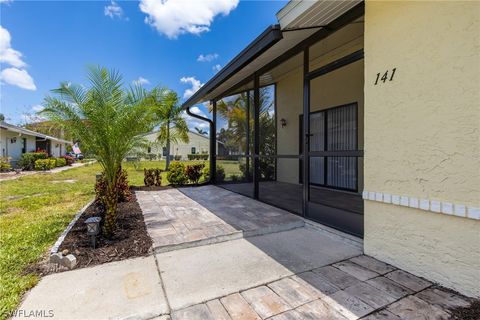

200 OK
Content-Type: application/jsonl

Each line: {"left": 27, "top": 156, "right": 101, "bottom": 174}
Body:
{"left": 0, "top": 122, "right": 72, "bottom": 144}
{"left": 181, "top": 0, "right": 363, "bottom": 109}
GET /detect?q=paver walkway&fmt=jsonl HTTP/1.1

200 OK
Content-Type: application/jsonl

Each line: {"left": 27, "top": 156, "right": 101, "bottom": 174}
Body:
{"left": 171, "top": 254, "right": 472, "bottom": 320}
{"left": 137, "top": 185, "right": 304, "bottom": 252}
{"left": 14, "top": 187, "right": 475, "bottom": 319}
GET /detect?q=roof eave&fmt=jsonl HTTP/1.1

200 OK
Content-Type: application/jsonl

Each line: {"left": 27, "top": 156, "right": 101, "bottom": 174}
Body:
{"left": 181, "top": 24, "right": 283, "bottom": 110}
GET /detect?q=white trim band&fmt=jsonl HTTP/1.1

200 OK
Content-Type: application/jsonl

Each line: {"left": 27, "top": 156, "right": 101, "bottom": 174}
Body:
{"left": 362, "top": 191, "right": 480, "bottom": 220}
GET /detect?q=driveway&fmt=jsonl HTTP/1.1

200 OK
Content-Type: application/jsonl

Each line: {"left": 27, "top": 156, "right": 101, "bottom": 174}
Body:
{"left": 14, "top": 186, "right": 472, "bottom": 319}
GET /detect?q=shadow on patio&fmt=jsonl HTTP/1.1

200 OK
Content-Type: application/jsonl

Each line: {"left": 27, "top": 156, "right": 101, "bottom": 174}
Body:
{"left": 136, "top": 185, "right": 470, "bottom": 319}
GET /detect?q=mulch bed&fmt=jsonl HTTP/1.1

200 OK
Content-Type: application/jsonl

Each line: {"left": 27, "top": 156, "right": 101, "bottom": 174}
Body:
{"left": 30, "top": 192, "right": 152, "bottom": 276}
{"left": 450, "top": 299, "right": 480, "bottom": 320}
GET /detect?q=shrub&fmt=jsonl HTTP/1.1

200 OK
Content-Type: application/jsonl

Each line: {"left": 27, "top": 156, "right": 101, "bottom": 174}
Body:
{"left": 231, "top": 174, "right": 240, "bottom": 182}
{"left": 185, "top": 164, "right": 204, "bottom": 184}
{"left": 34, "top": 158, "right": 56, "bottom": 171}
{"left": 187, "top": 154, "right": 209, "bottom": 161}
{"left": 144, "top": 168, "right": 162, "bottom": 186}
{"left": 55, "top": 157, "right": 67, "bottom": 167}
{"left": 64, "top": 155, "right": 75, "bottom": 166}
{"left": 19, "top": 152, "right": 48, "bottom": 170}
{"left": 0, "top": 157, "right": 12, "bottom": 172}
{"left": 95, "top": 168, "right": 132, "bottom": 203}
{"left": 174, "top": 155, "right": 182, "bottom": 161}
{"left": 166, "top": 162, "right": 187, "bottom": 185}
{"left": 202, "top": 164, "right": 225, "bottom": 183}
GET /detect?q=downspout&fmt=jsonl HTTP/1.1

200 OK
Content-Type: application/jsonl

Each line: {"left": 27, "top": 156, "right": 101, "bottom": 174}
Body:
{"left": 186, "top": 105, "right": 216, "bottom": 184}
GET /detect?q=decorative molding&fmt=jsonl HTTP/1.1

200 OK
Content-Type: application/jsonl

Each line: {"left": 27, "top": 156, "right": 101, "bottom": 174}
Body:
{"left": 362, "top": 191, "right": 480, "bottom": 221}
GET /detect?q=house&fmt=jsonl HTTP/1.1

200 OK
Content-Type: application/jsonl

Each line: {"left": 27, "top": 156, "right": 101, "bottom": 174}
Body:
{"left": 180, "top": 1, "right": 480, "bottom": 298}
{"left": 140, "top": 130, "right": 226, "bottom": 160}
{"left": 0, "top": 121, "right": 71, "bottom": 165}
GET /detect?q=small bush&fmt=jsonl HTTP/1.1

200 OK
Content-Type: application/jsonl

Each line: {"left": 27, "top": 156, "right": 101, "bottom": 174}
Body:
{"left": 34, "top": 158, "right": 55, "bottom": 171}
{"left": 64, "top": 155, "right": 75, "bottom": 166}
{"left": 174, "top": 155, "right": 182, "bottom": 161}
{"left": 230, "top": 174, "right": 240, "bottom": 182}
{"left": 55, "top": 157, "right": 67, "bottom": 167}
{"left": 0, "top": 157, "right": 12, "bottom": 172}
{"left": 167, "top": 162, "right": 187, "bottom": 185}
{"left": 144, "top": 168, "right": 162, "bottom": 186}
{"left": 95, "top": 168, "right": 132, "bottom": 203}
{"left": 187, "top": 154, "right": 209, "bottom": 161}
{"left": 202, "top": 164, "right": 225, "bottom": 182}
{"left": 185, "top": 164, "right": 204, "bottom": 184}
{"left": 19, "top": 152, "right": 48, "bottom": 170}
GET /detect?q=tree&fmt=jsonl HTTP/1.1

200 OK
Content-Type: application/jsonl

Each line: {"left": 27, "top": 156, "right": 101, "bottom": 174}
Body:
{"left": 41, "top": 66, "right": 156, "bottom": 237}
{"left": 0, "top": 113, "right": 5, "bottom": 121}
{"left": 152, "top": 89, "right": 189, "bottom": 170}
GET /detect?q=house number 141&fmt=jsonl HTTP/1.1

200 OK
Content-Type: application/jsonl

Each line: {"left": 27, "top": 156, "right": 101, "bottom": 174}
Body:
{"left": 374, "top": 68, "right": 396, "bottom": 85}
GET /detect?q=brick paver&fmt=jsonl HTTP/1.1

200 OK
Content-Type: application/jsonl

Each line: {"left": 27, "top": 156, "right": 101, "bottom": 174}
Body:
{"left": 171, "top": 255, "right": 472, "bottom": 320}
{"left": 137, "top": 186, "right": 303, "bottom": 252}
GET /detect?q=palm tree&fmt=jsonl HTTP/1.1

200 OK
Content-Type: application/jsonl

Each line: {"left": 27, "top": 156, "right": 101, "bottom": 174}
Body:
{"left": 41, "top": 66, "right": 156, "bottom": 237}
{"left": 152, "top": 89, "right": 189, "bottom": 170}
{"left": 194, "top": 127, "right": 207, "bottom": 135}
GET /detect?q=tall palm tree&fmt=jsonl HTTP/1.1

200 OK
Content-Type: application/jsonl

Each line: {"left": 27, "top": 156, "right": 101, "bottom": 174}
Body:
{"left": 152, "top": 89, "right": 189, "bottom": 170}
{"left": 41, "top": 66, "right": 156, "bottom": 237}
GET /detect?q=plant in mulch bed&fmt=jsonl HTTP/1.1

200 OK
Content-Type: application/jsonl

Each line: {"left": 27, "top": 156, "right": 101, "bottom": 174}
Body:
{"left": 185, "top": 164, "right": 204, "bottom": 185}
{"left": 202, "top": 164, "right": 225, "bottom": 183}
{"left": 143, "top": 168, "right": 162, "bottom": 186}
{"left": 95, "top": 168, "right": 132, "bottom": 204}
{"left": 166, "top": 161, "right": 187, "bottom": 185}
{"left": 34, "top": 158, "right": 57, "bottom": 171}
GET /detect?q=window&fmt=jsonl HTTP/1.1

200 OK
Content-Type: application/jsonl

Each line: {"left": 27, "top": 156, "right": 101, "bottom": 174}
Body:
{"left": 191, "top": 147, "right": 196, "bottom": 154}
{"left": 147, "top": 146, "right": 151, "bottom": 154}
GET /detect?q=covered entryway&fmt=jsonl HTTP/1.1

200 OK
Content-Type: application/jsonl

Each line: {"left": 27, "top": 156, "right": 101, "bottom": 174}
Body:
{"left": 182, "top": 2, "right": 365, "bottom": 237}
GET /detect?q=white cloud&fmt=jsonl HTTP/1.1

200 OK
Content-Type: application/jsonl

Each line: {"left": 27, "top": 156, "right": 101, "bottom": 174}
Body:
{"left": 197, "top": 53, "right": 218, "bottom": 62}
{"left": 0, "top": 26, "right": 36, "bottom": 91}
{"left": 132, "top": 76, "right": 150, "bottom": 85}
{"left": 104, "top": 1, "right": 124, "bottom": 19}
{"left": 31, "top": 104, "right": 44, "bottom": 112}
{"left": 189, "top": 106, "right": 207, "bottom": 117}
{"left": 0, "top": 67, "right": 36, "bottom": 90}
{"left": 180, "top": 76, "right": 203, "bottom": 99}
{"left": 139, "top": 0, "right": 239, "bottom": 39}
{"left": 0, "top": 25, "right": 26, "bottom": 68}
{"left": 212, "top": 64, "right": 222, "bottom": 73}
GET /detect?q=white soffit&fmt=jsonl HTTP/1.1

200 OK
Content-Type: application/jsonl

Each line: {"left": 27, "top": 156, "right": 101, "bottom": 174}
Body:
{"left": 277, "top": 0, "right": 361, "bottom": 30}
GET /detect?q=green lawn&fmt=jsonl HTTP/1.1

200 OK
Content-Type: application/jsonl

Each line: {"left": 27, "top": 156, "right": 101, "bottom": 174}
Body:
{"left": 0, "top": 160, "right": 219, "bottom": 319}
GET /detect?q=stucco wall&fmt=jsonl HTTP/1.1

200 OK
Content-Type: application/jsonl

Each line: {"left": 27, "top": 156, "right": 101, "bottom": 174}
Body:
{"left": 364, "top": 1, "right": 480, "bottom": 297}
{"left": 0, "top": 130, "right": 36, "bottom": 162}
{"left": 142, "top": 131, "right": 213, "bottom": 160}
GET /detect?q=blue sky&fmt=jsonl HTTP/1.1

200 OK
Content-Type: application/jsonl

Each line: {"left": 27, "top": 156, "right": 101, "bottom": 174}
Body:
{"left": 0, "top": 0, "right": 286, "bottom": 129}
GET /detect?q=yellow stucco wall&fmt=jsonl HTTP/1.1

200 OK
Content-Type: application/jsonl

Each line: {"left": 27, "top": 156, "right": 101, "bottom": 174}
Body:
{"left": 364, "top": 1, "right": 480, "bottom": 297}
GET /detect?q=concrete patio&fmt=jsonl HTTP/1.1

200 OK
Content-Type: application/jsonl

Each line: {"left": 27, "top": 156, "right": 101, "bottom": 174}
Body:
{"left": 15, "top": 186, "right": 474, "bottom": 319}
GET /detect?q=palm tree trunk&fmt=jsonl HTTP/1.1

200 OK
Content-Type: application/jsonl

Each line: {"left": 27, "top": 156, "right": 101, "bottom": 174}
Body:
{"left": 165, "top": 122, "right": 170, "bottom": 170}
{"left": 103, "top": 179, "right": 118, "bottom": 237}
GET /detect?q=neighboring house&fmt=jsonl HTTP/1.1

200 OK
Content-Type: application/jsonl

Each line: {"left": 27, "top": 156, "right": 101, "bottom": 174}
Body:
{"left": 140, "top": 130, "right": 225, "bottom": 160}
{"left": 180, "top": 1, "right": 480, "bottom": 298}
{"left": 0, "top": 121, "right": 71, "bottom": 165}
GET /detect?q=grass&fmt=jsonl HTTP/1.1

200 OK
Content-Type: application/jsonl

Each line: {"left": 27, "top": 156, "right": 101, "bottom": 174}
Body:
{"left": 0, "top": 159, "right": 247, "bottom": 319}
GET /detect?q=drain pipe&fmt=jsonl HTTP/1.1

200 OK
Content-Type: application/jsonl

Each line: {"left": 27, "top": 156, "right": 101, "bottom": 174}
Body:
{"left": 186, "top": 104, "right": 216, "bottom": 184}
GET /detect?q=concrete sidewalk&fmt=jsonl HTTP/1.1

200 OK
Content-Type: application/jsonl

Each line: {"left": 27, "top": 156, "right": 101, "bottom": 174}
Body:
{"left": 14, "top": 226, "right": 471, "bottom": 320}
{"left": 14, "top": 187, "right": 474, "bottom": 319}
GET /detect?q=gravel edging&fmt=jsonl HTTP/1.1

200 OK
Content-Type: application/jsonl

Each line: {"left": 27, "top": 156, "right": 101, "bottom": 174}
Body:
{"left": 50, "top": 199, "right": 95, "bottom": 255}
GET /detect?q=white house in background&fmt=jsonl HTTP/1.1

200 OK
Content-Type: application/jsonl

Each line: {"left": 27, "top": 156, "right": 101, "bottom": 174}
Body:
{"left": 0, "top": 121, "right": 71, "bottom": 165}
{"left": 140, "top": 130, "right": 225, "bottom": 160}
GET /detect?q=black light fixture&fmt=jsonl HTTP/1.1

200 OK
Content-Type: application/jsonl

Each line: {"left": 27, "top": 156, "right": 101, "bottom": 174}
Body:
{"left": 280, "top": 118, "right": 287, "bottom": 128}
{"left": 85, "top": 217, "right": 101, "bottom": 248}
